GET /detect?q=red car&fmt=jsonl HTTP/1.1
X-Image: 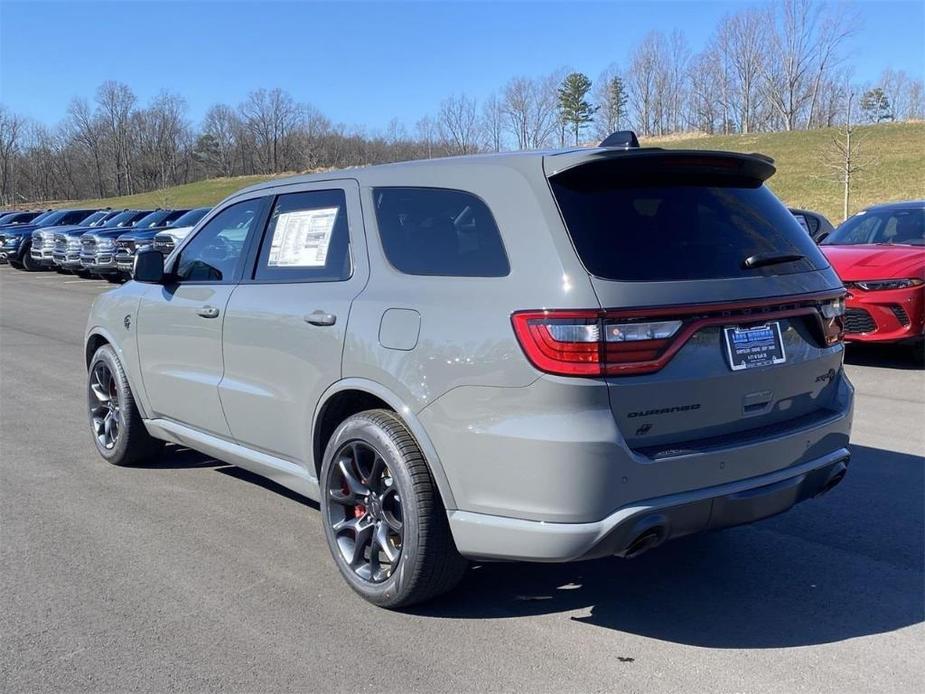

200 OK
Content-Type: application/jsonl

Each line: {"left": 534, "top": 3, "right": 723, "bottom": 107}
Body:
{"left": 820, "top": 201, "right": 924, "bottom": 344}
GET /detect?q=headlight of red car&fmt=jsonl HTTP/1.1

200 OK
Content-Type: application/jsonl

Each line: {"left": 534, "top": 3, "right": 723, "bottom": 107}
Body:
{"left": 850, "top": 279, "right": 924, "bottom": 291}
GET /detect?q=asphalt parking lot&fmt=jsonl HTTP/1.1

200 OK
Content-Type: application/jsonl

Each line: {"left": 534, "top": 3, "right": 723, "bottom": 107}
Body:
{"left": 1, "top": 267, "right": 922, "bottom": 693}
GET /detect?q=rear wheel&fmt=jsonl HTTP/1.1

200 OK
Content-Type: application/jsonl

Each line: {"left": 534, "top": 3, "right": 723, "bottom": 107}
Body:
{"left": 320, "top": 409, "right": 467, "bottom": 608}
{"left": 87, "top": 344, "right": 163, "bottom": 466}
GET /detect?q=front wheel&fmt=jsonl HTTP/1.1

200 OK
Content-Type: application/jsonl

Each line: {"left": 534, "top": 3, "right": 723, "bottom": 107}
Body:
{"left": 87, "top": 344, "right": 163, "bottom": 466}
{"left": 21, "top": 244, "right": 40, "bottom": 271}
{"left": 320, "top": 409, "right": 467, "bottom": 608}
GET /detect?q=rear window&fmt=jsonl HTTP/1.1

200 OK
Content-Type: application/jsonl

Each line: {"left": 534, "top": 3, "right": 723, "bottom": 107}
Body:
{"left": 373, "top": 187, "right": 509, "bottom": 277}
{"left": 550, "top": 169, "right": 828, "bottom": 282}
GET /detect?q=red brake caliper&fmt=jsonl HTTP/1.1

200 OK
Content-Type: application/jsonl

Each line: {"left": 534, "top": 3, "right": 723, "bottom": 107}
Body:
{"left": 344, "top": 482, "right": 365, "bottom": 519}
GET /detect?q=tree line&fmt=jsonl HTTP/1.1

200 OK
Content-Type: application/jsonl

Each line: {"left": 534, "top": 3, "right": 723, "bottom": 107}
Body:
{"left": 1, "top": 0, "right": 922, "bottom": 205}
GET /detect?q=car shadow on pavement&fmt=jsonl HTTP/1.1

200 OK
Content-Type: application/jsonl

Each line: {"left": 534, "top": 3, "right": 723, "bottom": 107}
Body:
{"left": 845, "top": 343, "right": 924, "bottom": 370}
{"left": 410, "top": 444, "right": 924, "bottom": 649}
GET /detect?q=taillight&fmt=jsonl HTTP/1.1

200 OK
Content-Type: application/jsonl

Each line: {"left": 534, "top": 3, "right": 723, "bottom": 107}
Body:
{"left": 820, "top": 296, "right": 845, "bottom": 345}
{"left": 512, "top": 311, "right": 602, "bottom": 376}
{"left": 511, "top": 311, "right": 682, "bottom": 377}
{"left": 512, "top": 292, "right": 847, "bottom": 377}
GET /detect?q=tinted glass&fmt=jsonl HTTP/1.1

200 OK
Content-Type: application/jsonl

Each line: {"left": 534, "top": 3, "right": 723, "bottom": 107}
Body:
{"left": 0, "top": 212, "right": 39, "bottom": 225}
{"left": 174, "top": 199, "right": 264, "bottom": 282}
{"left": 84, "top": 210, "right": 118, "bottom": 226}
{"left": 550, "top": 172, "right": 827, "bottom": 281}
{"left": 60, "top": 210, "right": 99, "bottom": 225}
{"left": 823, "top": 207, "right": 924, "bottom": 246}
{"left": 103, "top": 211, "right": 145, "bottom": 227}
{"left": 373, "top": 187, "right": 509, "bottom": 277}
{"left": 170, "top": 207, "right": 210, "bottom": 228}
{"left": 134, "top": 210, "right": 185, "bottom": 229}
{"left": 29, "top": 211, "right": 57, "bottom": 225}
{"left": 254, "top": 190, "right": 350, "bottom": 282}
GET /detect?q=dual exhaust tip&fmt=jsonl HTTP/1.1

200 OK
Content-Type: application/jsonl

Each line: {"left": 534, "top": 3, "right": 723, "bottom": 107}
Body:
{"left": 620, "top": 459, "right": 850, "bottom": 559}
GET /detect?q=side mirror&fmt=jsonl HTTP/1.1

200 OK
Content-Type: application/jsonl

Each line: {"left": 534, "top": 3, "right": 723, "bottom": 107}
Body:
{"left": 133, "top": 248, "right": 165, "bottom": 283}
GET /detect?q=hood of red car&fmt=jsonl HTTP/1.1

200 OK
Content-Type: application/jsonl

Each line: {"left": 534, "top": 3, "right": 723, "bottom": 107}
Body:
{"left": 820, "top": 244, "right": 925, "bottom": 282}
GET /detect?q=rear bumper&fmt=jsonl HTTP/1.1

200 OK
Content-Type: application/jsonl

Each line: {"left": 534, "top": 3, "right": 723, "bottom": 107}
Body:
{"left": 844, "top": 285, "right": 924, "bottom": 343}
{"left": 449, "top": 448, "right": 850, "bottom": 562}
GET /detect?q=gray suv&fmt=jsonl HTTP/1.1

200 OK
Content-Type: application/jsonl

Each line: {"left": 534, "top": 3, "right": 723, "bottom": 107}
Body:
{"left": 84, "top": 134, "right": 853, "bottom": 607}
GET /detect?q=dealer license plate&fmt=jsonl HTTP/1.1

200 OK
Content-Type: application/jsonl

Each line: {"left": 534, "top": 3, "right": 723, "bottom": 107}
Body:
{"left": 723, "top": 322, "right": 786, "bottom": 371}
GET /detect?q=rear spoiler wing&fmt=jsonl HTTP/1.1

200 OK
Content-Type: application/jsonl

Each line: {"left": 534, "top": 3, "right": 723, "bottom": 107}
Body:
{"left": 543, "top": 148, "right": 776, "bottom": 182}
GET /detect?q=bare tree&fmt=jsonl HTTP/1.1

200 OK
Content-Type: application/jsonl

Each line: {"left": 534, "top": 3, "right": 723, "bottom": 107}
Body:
{"left": 822, "top": 90, "right": 873, "bottom": 221}
{"left": 96, "top": 80, "right": 137, "bottom": 194}
{"left": 764, "top": 0, "right": 854, "bottom": 131}
{"left": 720, "top": 9, "right": 765, "bottom": 133}
{"left": 240, "top": 87, "right": 300, "bottom": 173}
{"left": 0, "top": 106, "right": 26, "bottom": 205}
{"left": 628, "top": 32, "right": 660, "bottom": 135}
{"left": 65, "top": 98, "right": 107, "bottom": 197}
{"left": 480, "top": 93, "right": 505, "bottom": 152}
{"left": 437, "top": 93, "right": 480, "bottom": 154}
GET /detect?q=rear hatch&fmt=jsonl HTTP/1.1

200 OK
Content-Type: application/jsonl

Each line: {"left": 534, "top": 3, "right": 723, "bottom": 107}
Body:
{"left": 544, "top": 149, "right": 847, "bottom": 456}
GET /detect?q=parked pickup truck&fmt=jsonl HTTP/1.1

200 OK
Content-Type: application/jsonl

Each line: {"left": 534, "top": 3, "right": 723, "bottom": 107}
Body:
{"left": 52, "top": 210, "right": 153, "bottom": 272}
{"left": 80, "top": 209, "right": 189, "bottom": 280}
{"left": 2, "top": 209, "right": 101, "bottom": 270}
{"left": 115, "top": 207, "right": 210, "bottom": 274}
{"left": 31, "top": 210, "right": 121, "bottom": 268}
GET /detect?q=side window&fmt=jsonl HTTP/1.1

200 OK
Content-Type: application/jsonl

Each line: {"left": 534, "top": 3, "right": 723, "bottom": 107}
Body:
{"left": 253, "top": 189, "right": 351, "bottom": 282}
{"left": 373, "top": 187, "right": 509, "bottom": 277}
{"left": 174, "top": 199, "right": 265, "bottom": 283}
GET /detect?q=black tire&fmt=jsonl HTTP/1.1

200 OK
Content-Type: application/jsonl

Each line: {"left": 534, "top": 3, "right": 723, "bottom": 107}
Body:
{"left": 104, "top": 274, "right": 123, "bottom": 284}
{"left": 87, "top": 344, "right": 163, "bottom": 466}
{"left": 21, "top": 243, "right": 40, "bottom": 271}
{"left": 8, "top": 260, "right": 23, "bottom": 269}
{"left": 320, "top": 409, "right": 467, "bottom": 608}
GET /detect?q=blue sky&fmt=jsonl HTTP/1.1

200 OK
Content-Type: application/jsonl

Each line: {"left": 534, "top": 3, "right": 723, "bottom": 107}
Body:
{"left": 2, "top": 1, "right": 923, "bottom": 131}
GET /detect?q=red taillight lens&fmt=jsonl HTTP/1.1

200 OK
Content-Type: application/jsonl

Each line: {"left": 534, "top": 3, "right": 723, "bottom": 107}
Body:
{"left": 511, "top": 311, "right": 680, "bottom": 376}
{"left": 511, "top": 311, "right": 603, "bottom": 376}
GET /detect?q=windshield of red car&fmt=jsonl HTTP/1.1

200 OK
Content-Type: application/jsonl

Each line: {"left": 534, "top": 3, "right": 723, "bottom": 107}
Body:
{"left": 823, "top": 207, "right": 925, "bottom": 246}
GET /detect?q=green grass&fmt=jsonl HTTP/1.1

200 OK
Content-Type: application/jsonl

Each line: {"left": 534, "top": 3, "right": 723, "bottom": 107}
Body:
{"left": 55, "top": 122, "right": 924, "bottom": 224}
{"left": 55, "top": 174, "right": 284, "bottom": 211}
{"left": 646, "top": 121, "right": 925, "bottom": 223}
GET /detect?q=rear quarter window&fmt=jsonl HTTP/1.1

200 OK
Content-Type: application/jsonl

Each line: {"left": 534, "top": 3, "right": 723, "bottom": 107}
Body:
{"left": 373, "top": 187, "right": 509, "bottom": 277}
{"left": 550, "top": 168, "right": 828, "bottom": 281}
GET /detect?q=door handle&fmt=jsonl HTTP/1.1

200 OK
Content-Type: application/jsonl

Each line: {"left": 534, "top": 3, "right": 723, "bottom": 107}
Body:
{"left": 196, "top": 305, "right": 220, "bottom": 319}
{"left": 305, "top": 310, "right": 336, "bottom": 326}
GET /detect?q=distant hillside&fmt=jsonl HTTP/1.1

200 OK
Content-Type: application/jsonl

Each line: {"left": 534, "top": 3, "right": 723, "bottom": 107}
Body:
{"left": 645, "top": 121, "right": 925, "bottom": 223}
{"left": 53, "top": 122, "right": 923, "bottom": 225}
{"left": 50, "top": 174, "right": 284, "bottom": 211}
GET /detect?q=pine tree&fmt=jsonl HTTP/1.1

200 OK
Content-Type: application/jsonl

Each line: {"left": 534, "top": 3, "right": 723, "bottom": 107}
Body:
{"left": 860, "top": 88, "right": 893, "bottom": 123}
{"left": 558, "top": 73, "right": 598, "bottom": 145}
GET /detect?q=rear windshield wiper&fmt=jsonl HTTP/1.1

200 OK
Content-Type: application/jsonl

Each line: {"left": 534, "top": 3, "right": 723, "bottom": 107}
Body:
{"left": 742, "top": 253, "right": 806, "bottom": 269}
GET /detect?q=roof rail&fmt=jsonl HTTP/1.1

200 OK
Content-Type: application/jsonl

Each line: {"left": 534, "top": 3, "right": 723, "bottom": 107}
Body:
{"left": 599, "top": 130, "right": 640, "bottom": 149}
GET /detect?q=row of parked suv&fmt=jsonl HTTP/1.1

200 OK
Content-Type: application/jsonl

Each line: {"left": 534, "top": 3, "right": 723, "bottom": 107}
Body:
{"left": 0, "top": 207, "right": 211, "bottom": 279}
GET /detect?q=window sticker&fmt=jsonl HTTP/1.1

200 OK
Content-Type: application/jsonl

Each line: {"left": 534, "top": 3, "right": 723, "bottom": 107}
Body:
{"left": 267, "top": 207, "right": 339, "bottom": 267}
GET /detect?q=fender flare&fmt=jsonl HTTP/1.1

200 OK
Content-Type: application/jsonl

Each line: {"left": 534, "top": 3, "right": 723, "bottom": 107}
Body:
{"left": 85, "top": 325, "right": 151, "bottom": 420}
{"left": 313, "top": 378, "right": 457, "bottom": 510}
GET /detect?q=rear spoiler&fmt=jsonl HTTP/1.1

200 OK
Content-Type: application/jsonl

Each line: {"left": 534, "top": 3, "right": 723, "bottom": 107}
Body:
{"left": 544, "top": 148, "right": 776, "bottom": 182}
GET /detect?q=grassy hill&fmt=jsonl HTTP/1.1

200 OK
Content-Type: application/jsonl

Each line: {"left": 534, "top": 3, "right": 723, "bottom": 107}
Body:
{"left": 54, "top": 122, "right": 923, "bottom": 224}
{"left": 55, "top": 174, "right": 283, "bottom": 211}
{"left": 646, "top": 121, "right": 925, "bottom": 223}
